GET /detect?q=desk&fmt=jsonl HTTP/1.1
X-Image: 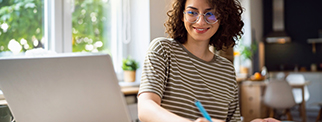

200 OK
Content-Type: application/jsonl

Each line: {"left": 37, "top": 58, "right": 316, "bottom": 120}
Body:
{"left": 240, "top": 80, "right": 310, "bottom": 122}
{"left": 0, "top": 100, "right": 7, "bottom": 105}
{"left": 0, "top": 86, "right": 140, "bottom": 106}
{"left": 121, "top": 86, "right": 139, "bottom": 96}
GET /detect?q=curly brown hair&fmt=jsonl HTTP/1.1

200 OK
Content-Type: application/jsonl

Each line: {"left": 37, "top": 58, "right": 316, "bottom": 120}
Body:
{"left": 165, "top": 0, "right": 244, "bottom": 51}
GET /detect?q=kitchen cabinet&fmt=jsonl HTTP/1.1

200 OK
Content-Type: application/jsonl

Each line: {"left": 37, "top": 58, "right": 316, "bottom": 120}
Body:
{"left": 240, "top": 81, "right": 268, "bottom": 122}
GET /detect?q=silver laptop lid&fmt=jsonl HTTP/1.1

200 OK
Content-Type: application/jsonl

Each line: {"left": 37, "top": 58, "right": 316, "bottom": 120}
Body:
{"left": 0, "top": 53, "right": 131, "bottom": 122}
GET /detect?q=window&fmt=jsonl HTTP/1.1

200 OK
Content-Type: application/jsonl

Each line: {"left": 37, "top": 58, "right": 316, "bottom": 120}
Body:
{"left": 0, "top": 0, "right": 126, "bottom": 76}
{"left": 72, "top": 0, "right": 111, "bottom": 53}
{"left": 0, "top": 0, "right": 44, "bottom": 56}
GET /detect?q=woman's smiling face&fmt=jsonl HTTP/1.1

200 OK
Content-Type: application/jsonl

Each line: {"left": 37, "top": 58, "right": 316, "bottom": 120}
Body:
{"left": 183, "top": 0, "right": 220, "bottom": 43}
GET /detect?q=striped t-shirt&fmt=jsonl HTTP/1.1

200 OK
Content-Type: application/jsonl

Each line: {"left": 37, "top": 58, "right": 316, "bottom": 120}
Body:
{"left": 138, "top": 37, "right": 241, "bottom": 122}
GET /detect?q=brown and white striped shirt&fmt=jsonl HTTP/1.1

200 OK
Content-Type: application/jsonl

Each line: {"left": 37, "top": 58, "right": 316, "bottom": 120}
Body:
{"left": 138, "top": 37, "right": 241, "bottom": 122}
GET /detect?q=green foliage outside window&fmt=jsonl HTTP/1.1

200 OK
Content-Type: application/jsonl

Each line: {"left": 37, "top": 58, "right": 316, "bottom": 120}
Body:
{"left": 72, "top": 0, "right": 111, "bottom": 53}
{"left": 0, "top": 0, "right": 111, "bottom": 54}
{"left": 239, "top": 41, "right": 257, "bottom": 61}
{"left": 0, "top": 0, "right": 43, "bottom": 53}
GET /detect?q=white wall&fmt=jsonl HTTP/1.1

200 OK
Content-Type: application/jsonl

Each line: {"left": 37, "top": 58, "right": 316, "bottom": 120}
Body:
{"left": 239, "top": 0, "right": 263, "bottom": 74}
{"left": 150, "top": 0, "right": 172, "bottom": 39}
{"left": 241, "top": 0, "right": 263, "bottom": 47}
{"left": 250, "top": 0, "right": 263, "bottom": 43}
{"left": 250, "top": 0, "right": 264, "bottom": 71}
{"left": 241, "top": 0, "right": 252, "bottom": 46}
{"left": 128, "top": 0, "right": 172, "bottom": 82}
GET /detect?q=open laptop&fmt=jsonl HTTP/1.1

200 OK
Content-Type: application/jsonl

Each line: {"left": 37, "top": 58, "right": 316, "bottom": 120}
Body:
{"left": 0, "top": 53, "right": 131, "bottom": 122}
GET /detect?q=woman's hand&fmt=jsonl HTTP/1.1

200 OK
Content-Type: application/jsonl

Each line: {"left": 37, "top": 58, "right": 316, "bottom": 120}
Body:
{"left": 194, "top": 117, "right": 225, "bottom": 122}
{"left": 251, "top": 118, "right": 281, "bottom": 122}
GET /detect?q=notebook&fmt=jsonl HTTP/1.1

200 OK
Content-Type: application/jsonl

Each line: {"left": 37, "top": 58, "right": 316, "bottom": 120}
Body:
{"left": 0, "top": 53, "right": 131, "bottom": 122}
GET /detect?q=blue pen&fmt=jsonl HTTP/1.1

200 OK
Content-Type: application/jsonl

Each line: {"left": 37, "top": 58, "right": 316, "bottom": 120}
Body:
{"left": 195, "top": 100, "right": 213, "bottom": 122}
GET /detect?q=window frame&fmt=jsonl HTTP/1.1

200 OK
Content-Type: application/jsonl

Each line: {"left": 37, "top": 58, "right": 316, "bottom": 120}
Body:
{"left": 44, "top": 0, "right": 125, "bottom": 78}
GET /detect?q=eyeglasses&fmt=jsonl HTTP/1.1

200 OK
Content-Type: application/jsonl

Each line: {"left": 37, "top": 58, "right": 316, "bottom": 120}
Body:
{"left": 183, "top": 10, "right": 218, "bottom": 24}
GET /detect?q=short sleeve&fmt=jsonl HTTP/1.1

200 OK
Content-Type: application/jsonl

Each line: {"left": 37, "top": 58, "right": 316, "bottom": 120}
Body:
{"left": 226, "top": 68, "right": 241, "bottom": 122}
{"left": 138, "top": 38, "right": 170, "bottom": 99}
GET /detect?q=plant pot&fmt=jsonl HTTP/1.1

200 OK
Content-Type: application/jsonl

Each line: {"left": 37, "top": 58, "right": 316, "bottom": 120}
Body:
{"left": 240, "top": 66, "right": 249, "bottom": 76}
{"left": 124, "top": 70, "right": 136, "bottom": 82}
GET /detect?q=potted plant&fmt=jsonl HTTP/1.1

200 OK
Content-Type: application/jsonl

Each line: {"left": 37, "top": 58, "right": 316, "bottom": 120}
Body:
{"left": 240, "top": 43, "right": 257, "bottom": 61}
{"left": 238, "top": 42, "right": 257, "bottom": 76}
{"left": 122, "top": 56, "right": 139, "bottom": 82}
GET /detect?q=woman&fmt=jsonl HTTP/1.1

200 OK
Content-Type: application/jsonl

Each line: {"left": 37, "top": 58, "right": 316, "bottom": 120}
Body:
{"left": 138, "top": 0, "right": 243, "bottom": 121}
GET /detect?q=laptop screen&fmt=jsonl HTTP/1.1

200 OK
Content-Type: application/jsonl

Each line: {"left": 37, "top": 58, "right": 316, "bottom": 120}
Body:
{"left": 0, "top": 53, "right": 131, "bottom": 122}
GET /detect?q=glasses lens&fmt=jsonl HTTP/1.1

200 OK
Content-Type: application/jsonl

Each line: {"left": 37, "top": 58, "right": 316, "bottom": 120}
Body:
{"left": 185, "top": 10, "right": 198, "bottom": 23}
{"left": 205, "top": 12, "right": 217, "bottom": 24}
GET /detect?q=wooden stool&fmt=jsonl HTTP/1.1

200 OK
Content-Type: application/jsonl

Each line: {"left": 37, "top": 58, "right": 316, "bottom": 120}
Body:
{"left": 317, "top": 102, "right": 322, "bottom": 122}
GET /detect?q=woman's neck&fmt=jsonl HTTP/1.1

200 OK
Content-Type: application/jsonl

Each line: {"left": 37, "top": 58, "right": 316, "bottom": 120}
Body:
{"left": 183, "top": 38, "right": 214, "bottom": 62}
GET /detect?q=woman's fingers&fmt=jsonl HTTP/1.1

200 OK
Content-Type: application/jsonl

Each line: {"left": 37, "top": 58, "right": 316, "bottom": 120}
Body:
{"left": 251, "top": 118, "right": 281, "bottom": 122}
{"left": 263, "top": 118, "right": 281, "bottom": 122}
{"left": 194, "top": 117, "right": 208, "bottom": 122}
{"left": 194, "top": 117, "right": 225, "bottom": 122}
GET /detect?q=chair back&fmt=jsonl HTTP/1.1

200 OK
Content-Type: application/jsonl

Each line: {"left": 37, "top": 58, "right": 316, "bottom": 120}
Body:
{"left": 286, "top": 74, "right": 305, "bottom": 84}
{"left": 264, "top": 79, "right": 296, "bottom": 109}
{"left": 286, "top": 74, "right": 310, "bottom": 103}
{"left": 275, "top": 72, "right": 286, "bottom": 80}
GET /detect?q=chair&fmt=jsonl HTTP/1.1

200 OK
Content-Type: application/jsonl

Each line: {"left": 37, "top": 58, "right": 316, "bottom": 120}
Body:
{"left": 286, "top": 74, "right": 310, "bottom": 119}
{"left": 275, "top": 72, "right": 286, "bottom": 80}
{"left": 285, "top": 74, "right": 310, "bottom": 104}
{"left": 314, "top": 101, "right": 322, "bottom": 122}
{"left": 263, "top": 79, "right": 296, "bottom": 120}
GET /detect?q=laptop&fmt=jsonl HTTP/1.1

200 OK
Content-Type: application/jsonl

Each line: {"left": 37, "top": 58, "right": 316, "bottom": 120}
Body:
{"left": 0, "top": 53, "right": 131, "bottom": 122}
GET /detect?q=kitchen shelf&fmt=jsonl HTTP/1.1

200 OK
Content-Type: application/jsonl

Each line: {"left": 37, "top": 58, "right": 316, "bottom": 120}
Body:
{"left": 307, "top": 38, "right": 322, "bottom": 43}
{"left": 307, "top": 38, "right": 322, "bottom": 53}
